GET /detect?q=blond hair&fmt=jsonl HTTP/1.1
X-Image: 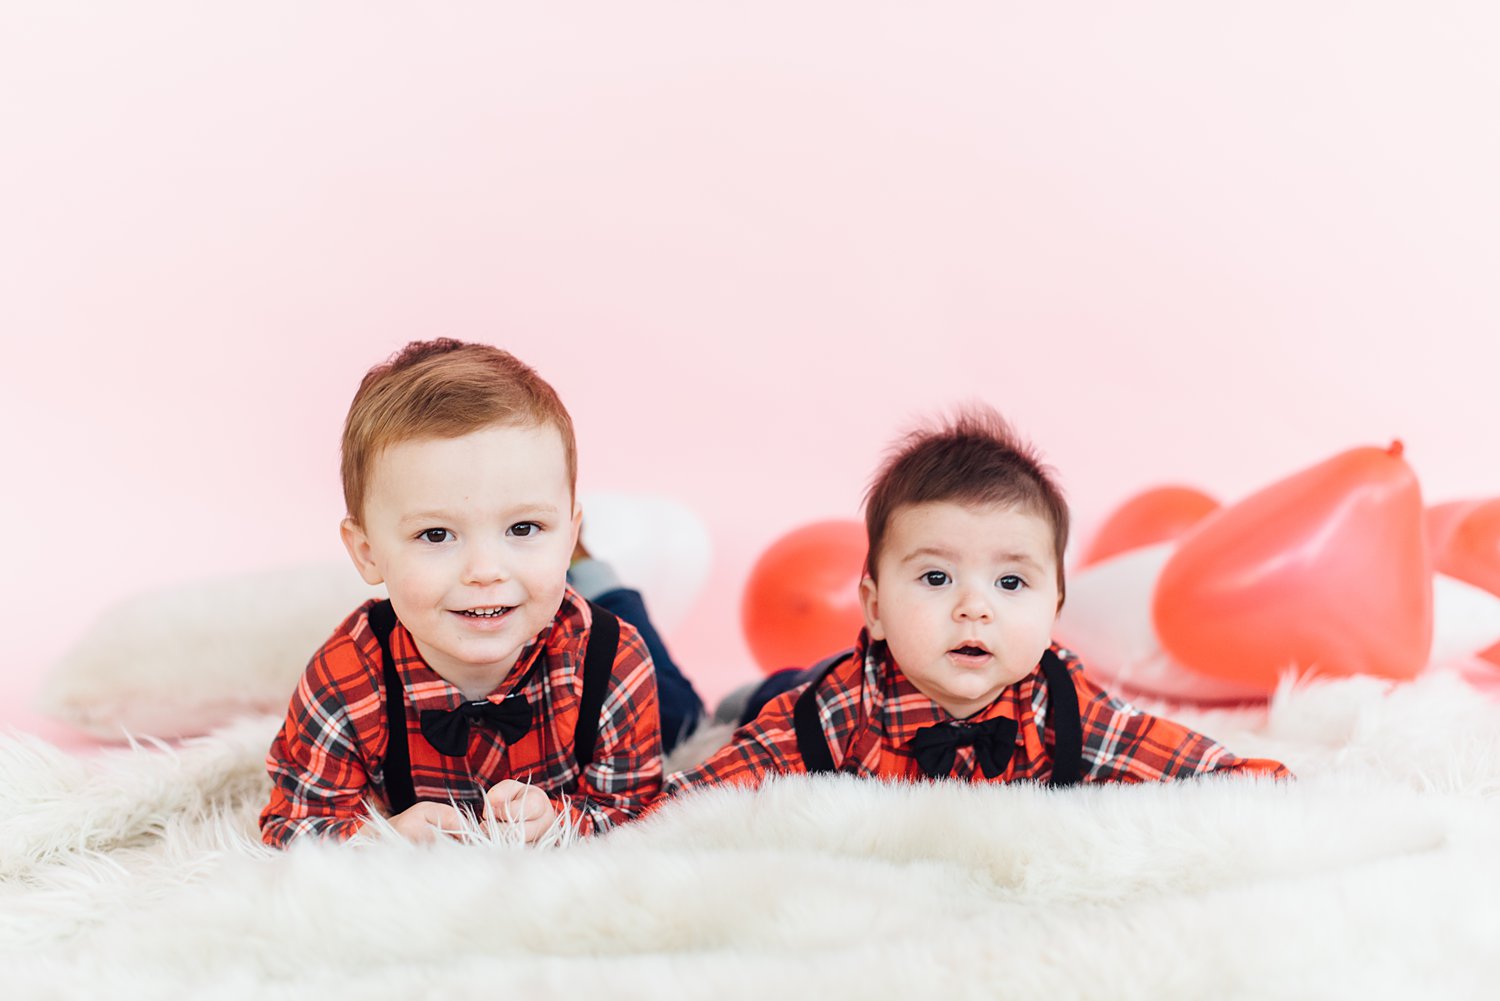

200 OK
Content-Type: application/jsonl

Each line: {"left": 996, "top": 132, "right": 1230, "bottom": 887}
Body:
{"left": 341, "top": 339, "right": 576, "bottom": 522}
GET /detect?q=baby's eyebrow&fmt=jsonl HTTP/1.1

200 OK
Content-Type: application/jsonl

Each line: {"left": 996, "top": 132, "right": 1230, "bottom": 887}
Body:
{"left": 396, "top": 501, "right": 565, "bottom": 524}
{"left": 901, "top": 546, "right": 1047, "bottom": 572}
{"left": 901, "top": 546, "right": 960, "bottom": 564}
{"left": 504, "top": 504, "right": 566, "bottom": 522}
{"left": 511, "top": 501, "right": 562, "bottom": 514}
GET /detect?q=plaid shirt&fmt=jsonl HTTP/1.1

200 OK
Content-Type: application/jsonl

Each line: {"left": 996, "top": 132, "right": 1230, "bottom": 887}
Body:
{"left": 666, "top": 632, "right": 1289, "bottom": 794}
{"left": 262, "top": 588, "right": 662, "bottom": 847}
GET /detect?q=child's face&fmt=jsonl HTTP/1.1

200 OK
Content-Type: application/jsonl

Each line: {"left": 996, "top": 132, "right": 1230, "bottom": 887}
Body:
{"left": 859, "top": 500, "right": 1060, "bottom": 719}
{"left": 340, "top": 423, "right": 580, "bottom": 691}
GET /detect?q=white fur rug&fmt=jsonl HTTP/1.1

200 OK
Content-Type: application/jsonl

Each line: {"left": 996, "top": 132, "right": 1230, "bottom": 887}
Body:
{"left": 5, "top": 672, "right": 1500, "bottom": 1000}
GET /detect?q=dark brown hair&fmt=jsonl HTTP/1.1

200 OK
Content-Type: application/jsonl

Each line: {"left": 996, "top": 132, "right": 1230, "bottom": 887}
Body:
{"left": 340, "top": 339, "right": 576, "bottom": 523}
{"left": 863, "top": 405, "right": 1069, "bottom": 605}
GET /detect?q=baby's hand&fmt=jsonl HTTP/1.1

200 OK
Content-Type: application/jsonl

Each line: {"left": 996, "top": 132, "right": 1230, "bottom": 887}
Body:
{"left": 485, "top": 779, "right": 558, "bottom": 844}
{"left": 388, "top": 801, "right": 467, "bottom": 844}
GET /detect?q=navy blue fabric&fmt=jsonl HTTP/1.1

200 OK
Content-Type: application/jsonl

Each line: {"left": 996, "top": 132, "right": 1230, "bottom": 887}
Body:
{"left": 741, "top": 649, "right": 858, "bottom": 727}
{"left": 740, "top": 665, "right": 821, "bottom": 727}
{"left": 589, "top": 587, "right": 703, "bottom": 753}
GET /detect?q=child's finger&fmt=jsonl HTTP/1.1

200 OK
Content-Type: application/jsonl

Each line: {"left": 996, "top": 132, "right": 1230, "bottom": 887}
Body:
{"left": 499, "top": 789, "right": 543, "bottom": 824}
{"left": 483, "top": 781, "right": 519, "bottom": 814}
{"left": 485, "top": 781, "right": 536, "bottom": 822}
{"left": 519, "top": 789, "right": 549, "bottom": 821}
{"left": 391, "top": 801, "right": 463, "bottom": 843}
{"left": 428, "top": 803, "right": 465, "bottom": 834}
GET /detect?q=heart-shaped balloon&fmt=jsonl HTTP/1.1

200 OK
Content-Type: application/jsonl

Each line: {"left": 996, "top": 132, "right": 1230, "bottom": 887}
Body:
{"left": 1430, "top": 497, "right": 1500, "bottom": 667}
{"left": 1152, "top": 442, "right": 1432, "bottom": 693}
{"left": 1078, "top": 485, "right": 1220, "bottom": 568}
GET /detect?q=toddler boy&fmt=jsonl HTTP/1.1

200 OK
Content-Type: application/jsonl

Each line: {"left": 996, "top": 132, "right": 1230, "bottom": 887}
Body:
{"left": 261, "top": 339, "right": 665, "bottom": 846}
{"left": 668, "top": 407, "right": 1289, "bottom": 793}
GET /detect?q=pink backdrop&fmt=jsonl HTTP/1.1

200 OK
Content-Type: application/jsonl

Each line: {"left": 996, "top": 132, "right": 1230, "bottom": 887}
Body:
{"left": 4, "top": 2, "right": 1499, "bottom": 736}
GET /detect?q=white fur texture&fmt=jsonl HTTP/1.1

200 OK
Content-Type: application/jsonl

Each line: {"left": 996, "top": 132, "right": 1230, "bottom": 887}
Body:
{"left": 34, "top": 562, "right": 385, "bottom": 739}
{"left": 5, "top": 672, "right": 1500, "bottom": 999}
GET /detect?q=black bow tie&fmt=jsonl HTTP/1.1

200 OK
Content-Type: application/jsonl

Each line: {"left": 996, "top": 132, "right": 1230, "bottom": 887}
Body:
{"left": 910, "top": 716, "right": 1019, "bottom": 779}
{"left": 420, "top": 695, "right": 532, "bottom": 756}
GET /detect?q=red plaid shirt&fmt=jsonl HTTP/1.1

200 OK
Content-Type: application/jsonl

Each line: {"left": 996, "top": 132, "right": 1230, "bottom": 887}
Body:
{"left": 262, "top": 588, "right": 662, "bottom": 846}
{"left": 666, "top": 633, "right": 1289, "bottom": 794}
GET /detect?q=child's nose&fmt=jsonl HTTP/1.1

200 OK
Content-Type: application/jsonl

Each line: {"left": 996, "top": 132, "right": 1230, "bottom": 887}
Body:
{"left": 461, "top": 540, "right": 511, "bottom": 585}
{"left": 952, "top": 583, "right": 993, "bottom": 621}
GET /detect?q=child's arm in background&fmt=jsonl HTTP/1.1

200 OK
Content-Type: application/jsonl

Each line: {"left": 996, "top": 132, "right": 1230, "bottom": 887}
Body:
{"left": 568, "top": 557, "right": 705, "bottom": 753}
{"left": 1063, "top": 657, "right": 1292, "bottom": 781}
{"left": 663, "top": 685, "right": 819, "bottom": 797}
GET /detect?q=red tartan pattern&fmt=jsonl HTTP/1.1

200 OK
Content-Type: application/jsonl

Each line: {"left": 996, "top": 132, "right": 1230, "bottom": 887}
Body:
{"left": 666, "top": 633, "right": 1290, "bottom": 794}
{"left": 262, "top": 588, "right": 662, "bottom": 846}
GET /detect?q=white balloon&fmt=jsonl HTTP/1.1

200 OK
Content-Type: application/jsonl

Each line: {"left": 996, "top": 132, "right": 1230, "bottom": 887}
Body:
{"left": 576, "top": 491, "right": 712, "bottom": 633}
{"left": 1431, "top": 573, "right": 1500, "bottom": 665}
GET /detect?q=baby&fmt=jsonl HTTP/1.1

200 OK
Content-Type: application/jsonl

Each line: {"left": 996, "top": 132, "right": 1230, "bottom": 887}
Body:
{"left": 669, "top": 407, "right": 1289, "bottom": 791}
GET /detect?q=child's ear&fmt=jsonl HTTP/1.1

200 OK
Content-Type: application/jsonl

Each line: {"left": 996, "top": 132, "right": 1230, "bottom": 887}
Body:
{"left": 564, "top": 501, "right": 582, "bottom": 555}
{"left": 859, "top": 576, "right": 886, "bottom": 641}
{"left": 340, "top": 517, "right": 386, "bottom": 586}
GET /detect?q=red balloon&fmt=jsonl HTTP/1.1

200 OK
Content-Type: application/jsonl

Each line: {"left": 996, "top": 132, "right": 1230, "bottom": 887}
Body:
{"left": 741, "top": 520, "right": 867, "bottom": 674}
{"left": 1153, "top": 442, "right": 1432, "bottom": 693}
{"left": 1079, "top": 485, "right": 1220, "bottom": 567}
{"left": 1426, "top": 499, "right": 1485, "bottom": 559}
{"left": 1430, "top": 497, "right": 1500, "bottom": 668}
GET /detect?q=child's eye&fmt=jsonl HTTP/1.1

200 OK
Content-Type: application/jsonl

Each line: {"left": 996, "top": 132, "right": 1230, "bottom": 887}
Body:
{"left": 921, "top": 570, "right": 950, "bottom": 587}
{"left": 419, "top": 528, "right": 452, "bottom": 544}
{"left": 508, "top": 521, "right": 542, "bottom": 538}
{"left": 997, "top": 575, "right": 1025, "bottom": 592}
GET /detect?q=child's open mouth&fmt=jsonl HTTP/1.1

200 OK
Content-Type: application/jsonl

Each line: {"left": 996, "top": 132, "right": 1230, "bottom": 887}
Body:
{"left": 949, "top": 644, "right": 990, "bottom": 658}
{"left": 457, "top": 606, "right": 514, "bottom": 619}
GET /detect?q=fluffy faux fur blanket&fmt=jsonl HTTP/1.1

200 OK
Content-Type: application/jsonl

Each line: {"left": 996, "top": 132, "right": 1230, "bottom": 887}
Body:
{"left": 4, "top": 672, "right": 1500, "bottom": 1000}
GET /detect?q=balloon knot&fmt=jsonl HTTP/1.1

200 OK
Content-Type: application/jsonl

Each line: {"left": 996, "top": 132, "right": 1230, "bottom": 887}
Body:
{"left": 1388, "top": 439, "right": 1405, "bottom": 458}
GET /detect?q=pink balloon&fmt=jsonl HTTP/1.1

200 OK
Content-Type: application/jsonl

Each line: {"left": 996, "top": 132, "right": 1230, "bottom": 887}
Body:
{"left": 1153, "top": 442, "right": 1432, "bottom": 693}
{"left": 1426, "top": 499, "right": 1485, "bottom": 558}
{"left": 1430, "top": 497, "right": 1500, "bottom": 669}
{"left": 1078, "top": 485, "right": 1220, "bottom": 568}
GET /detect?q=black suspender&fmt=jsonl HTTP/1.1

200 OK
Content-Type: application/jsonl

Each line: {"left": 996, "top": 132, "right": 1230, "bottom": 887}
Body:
{"left": 571, "top": 604, "right": 618, "bottom": 778}
{"left": 1038, "top": 648, "right": 1084, "bottom": 786}
{"left": 369, "top": 599, "right": 621, "bottom": 815}
{"left": 369, "top": 600, "right": 415, "bottom": 815}
{"left": 792, "top": 651, "right": 855, "bottom": 773}
{"left": 792, "top": 646, "right": 1085, "bottom": 786}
